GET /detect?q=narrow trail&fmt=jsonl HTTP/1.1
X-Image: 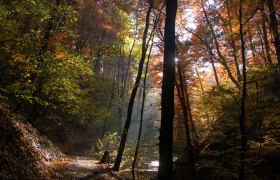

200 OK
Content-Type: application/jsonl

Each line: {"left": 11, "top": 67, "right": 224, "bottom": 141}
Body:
{"left": 51, "top": 156, "right": 99, "bottom": 178}
{"left": 50, "top": 156, "right": 118, "bottom": 179}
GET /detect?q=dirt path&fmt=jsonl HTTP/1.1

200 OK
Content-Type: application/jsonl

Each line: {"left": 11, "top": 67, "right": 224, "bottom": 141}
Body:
{"left": 50, "top": 156, "right": 118, "bottom": 179}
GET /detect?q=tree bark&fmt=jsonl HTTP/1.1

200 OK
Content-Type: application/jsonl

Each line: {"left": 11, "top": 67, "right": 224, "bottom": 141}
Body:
{"left": 132, "top": 38, "right": 154, "bottom": 180}
{"left": 182, "top": 71, "right": 197, "bottom": 139}
{"left": 238, "top": 1, "right": 248, "bottom": 179}
{"left": 176, "top": 62, "right": 197, "bottom": 179}
{"left": 195, "top": 68, "right": 212, "bottom": 128}
{"left": 260, "top": 0, "right": 272, "bottom": 64}
{"left": 113, "top": 0, "right": 153, "bottom": 171}
{"left": 226, "top": 1, "right": 242, "bottom": 81}
{"left": 101, "top": 80, "right": 116, "bottom": 139}
{"left": 267, "top": 0, "right": 280, "bottom": 66}
{"left": 247, "top": 23, "right": 256, "bottom": 58}
{"left": 210, "top": 59, "right": 219, "bottom": 86}
{"left": 256, "top": 23, "right": 268, "bottom": 65}
{"left": 158, "top": 0, "right": 177, "bottom": 179}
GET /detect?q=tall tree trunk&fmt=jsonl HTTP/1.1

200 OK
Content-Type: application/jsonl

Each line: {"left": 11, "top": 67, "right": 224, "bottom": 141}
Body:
{"left": 101, "top": 80, "right": 116, "bottom": 139}
{"left": 132, "top": 39, "right": 154, "bottom": 180}
{"left": 239, "top": 1, "right": 248, "bottom": 179}
{"left": 176, "top": 61, "right": 197, "bottom": 179}
{"left": 210, "top": 59, "right": 219, "bottom": 86}
{"left": 226, "top": 1, "right": 242, "bottom": 81}
{"left": 256, "top": 23, "right": 268, "bottom": 65}
{"left": 117, "top": 18, "right": 138, "bottom": 135}
{"left": 113, "top": 0, "right": 153, "bottom": 171}
{"left": 247, "top": 23, "right": 256, "bottom": 58}
{"left": 158, "top": 0, "right": 177, "bottom": 179}
{"left": 267, "top": 0, "right": 280, "bottom": 66}
{"left": 122, "top": 38, "right": 137, "bottom": 98}
{"left": 195, "top": 68, "right": 204, "bottom": 93}
{"left": 195, "top": 68, "right": 212, "bottom": 128}
{"left": 182, "top": 72, "right": 198, "bottom": 139}
{"left": 260, "top": 0, "right": 272, "bottom": 64}
{"left": 94, "top": 30, "right": 107, "bottom": 75}
{"left": 117, "top": 44, "right": 124, "bottom": 135}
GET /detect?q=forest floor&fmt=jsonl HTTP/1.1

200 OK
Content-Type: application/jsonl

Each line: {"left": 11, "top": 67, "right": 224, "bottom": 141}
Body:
{"left": 50, "top": 156, "right": 119, "bottom": 179}
{"left": 51, "top": 156, "right": 99, "bottom": 178}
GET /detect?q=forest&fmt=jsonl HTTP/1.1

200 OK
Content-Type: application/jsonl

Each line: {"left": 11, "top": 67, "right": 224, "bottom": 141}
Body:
{"left": 0, "top": 0, "right": 279, "bottom": 179}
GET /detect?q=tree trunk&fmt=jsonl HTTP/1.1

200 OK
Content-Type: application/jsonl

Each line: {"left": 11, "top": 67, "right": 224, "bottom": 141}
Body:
{"left": 226, "top": 1, "right": 242, "bottom": 81}
{"left": 176, "top": 61, "right": 197, "bottom": 179}
{"left": 158, "top": 0, "right": 177, "bottom": 179}
{"left": 260, "top": 0, "right": 272, "bottom": 64}
{"left": 113, "top": 0, "right": 153, "bottom": 171}
{"left": 182, "top": 71, "right": 197, "bottom": 139}
{"left": 267, "top": 0, "right": 280, "bottom": 66}
{"left": 101, "top": 80, "right": 116, "bottom": 139}
{"left": 195, "top": 68, "right": 212, "bottom": 128}
{"left": 117, "top": 43, "right": 125, "bottom": 135}
{"left": 132, "top": 39, "right": 154, "bottom": 180}
{"left": 239, "top": 1, "right": 248, "bottom": 179}
{"left": 195, "top": 68, "right": 204, "bottom": 93}
{"left": 210, "top": 59, "right": 219, "bottom": 86}
{"left": 247, "top": 23, "right": 256, "bottom": 58}
{"left": 256, "top": 23, "right": 268, "bottom": 65}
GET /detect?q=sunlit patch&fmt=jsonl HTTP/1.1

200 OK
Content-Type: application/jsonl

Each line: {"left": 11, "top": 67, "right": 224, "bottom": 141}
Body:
{"left": 150, "top": 161, "right": 159, "bottom": 167}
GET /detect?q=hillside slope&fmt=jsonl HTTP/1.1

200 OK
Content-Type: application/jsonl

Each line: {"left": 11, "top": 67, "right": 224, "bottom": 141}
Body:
{"left": 0, "top": 103, "right": 119, "bottom": 179}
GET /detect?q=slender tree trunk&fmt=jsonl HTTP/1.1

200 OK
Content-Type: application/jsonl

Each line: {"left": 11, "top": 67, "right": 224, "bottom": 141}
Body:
{"left": 182, "top": 72, "right": 197, "bottom": 139}
{"left": 195, "top": 68, "right": 204, "bottom": 93}
{"left": 195, "top": 68, "right": 212, "bottom": 128}
{"left": 255, "top": 81, "right": 263, "bottom": 152}
{"left": 158, "top": 0, "right": 177, "bottom": 179}
{"left": 210, "top": 59, "right": 219, "bottom": 86}
{"left": 267, "top": 0, "right": 280, "bottom": 66}
{"left": 121, "top": 7, "right": 139, "bottom": 98}
{"left": 94, "top": 48, "right": 101, "bottom": 74}
{"left": 176, "top": 62, "right": 197, "bottom": 179}
{"left": 122, "top": 38, "right": 137, "bottom": 98}
{"left": 132, "top": 39, "right": 154, "bottom": 180}
{"left": 256, "top": 23, "right": 268, "bottom": 65}
{"left": 226, "top": 1, "right": 242, "bottom": 81}
{"left": 101, "top": 80, "right": 116, "bottom": 139}
{"left": 117, "top": 52, "right": 123, "bottom": 135}
{"left": 247, "top": 23, "right": 256, "bottom": 58}
{"left": 117, "top": 19, "right": 138, "bottom": 135}
{"left": 260, "top": 0, "right": 272, "bottom": 64}
{"left": 239, "top": 1, "right": 248, "bottom": 179}
{"left": 113, "top": 1, "right": 153, "bottom": 171}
